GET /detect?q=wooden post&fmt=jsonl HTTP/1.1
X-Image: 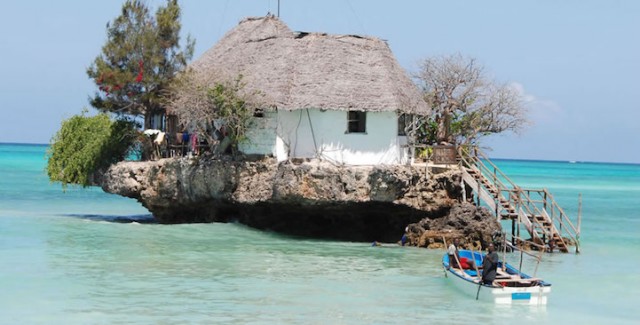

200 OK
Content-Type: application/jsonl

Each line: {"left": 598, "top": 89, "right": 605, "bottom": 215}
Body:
{"left": 502, "top": 232, "right": 507, "bottom": 272}
{"left": 517, "top": 210, "right": 521, "bottom": 246}
{"left": 469, "top": 245, "right": 483, "bottom": 300}
{"left": 533, "top": 244, "right": 545, "bottom": 278}
{"left": 576, "top": 193, "right": 582, "bottom": 254}
{"left": 518, "top": 249, "right": 524, "bottom": 275}
{"left": 461, "top": 180, "right": 467, "bottom": 203}
{"left": 495, "top": 192, "right": 499, "bottom": 218}
{"left": 511, "top": 219, "right": 516, "bottom": 247}
{"left": 476, "top": 176, "right": 481, "bottom": 207}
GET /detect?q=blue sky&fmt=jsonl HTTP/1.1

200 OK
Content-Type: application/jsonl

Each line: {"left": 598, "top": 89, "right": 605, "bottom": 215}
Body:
{"left": 1, "top": 0, "right": 638, "bottom": 163}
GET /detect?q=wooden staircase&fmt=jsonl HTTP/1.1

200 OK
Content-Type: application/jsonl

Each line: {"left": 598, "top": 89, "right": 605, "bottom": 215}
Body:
{"left": 458, "top": 147, "right": 580, "bottom": 253}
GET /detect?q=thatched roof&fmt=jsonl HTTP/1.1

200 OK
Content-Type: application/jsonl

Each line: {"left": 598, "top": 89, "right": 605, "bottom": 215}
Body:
{"left": 191, "top": 16, "right": 429, "bottom": 115}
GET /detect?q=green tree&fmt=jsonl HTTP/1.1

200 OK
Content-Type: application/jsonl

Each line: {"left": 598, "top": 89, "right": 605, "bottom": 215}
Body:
{"left": 414, "top": 54, "right": 529, "bottom": 146}
{"left": 47, "top": 112, "right": 138, "bottom": 189}
{"left": 87, "top": 0, "right": 194, "bottom": 126}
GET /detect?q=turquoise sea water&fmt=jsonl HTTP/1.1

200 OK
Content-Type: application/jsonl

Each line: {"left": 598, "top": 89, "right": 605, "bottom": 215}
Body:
{"left": 1, "top": 143, "right": 638, "bottom": 324}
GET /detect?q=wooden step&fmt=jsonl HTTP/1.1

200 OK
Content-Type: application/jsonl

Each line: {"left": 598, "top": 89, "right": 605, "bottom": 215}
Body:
{"left": 500, "top": 213, "right": 518, "bottom": 220}
{"left": 461, "top": 153, "right": 578, "bottom": 254}
{"left": 529, "top": 216, "right": 552, "bottom": 225}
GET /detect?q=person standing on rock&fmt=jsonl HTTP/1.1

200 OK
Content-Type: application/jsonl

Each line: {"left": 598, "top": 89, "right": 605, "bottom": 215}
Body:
{"left": 400, "top": 226, "right": 409, "bottom": 246}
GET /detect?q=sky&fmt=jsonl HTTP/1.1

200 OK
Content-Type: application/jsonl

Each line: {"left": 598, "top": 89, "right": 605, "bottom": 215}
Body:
{"left": 1, "top": 0, "right": 638, "bottom": 163}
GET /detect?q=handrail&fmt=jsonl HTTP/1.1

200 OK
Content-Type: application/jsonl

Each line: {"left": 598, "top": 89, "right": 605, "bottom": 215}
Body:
{"left": 516, "top": 187, "right": 580, "bottom": 241}
{"left": 462, "top": 153, "right": 553, "bottom": 241}
{"left": 542, "top": 189, "right": 580, "bottom": 237}
{"left": 458, "top": 146, "right": 580, "bottom": 253}
{"left": 461, "top": 146, "right": 520, "bottom": 190}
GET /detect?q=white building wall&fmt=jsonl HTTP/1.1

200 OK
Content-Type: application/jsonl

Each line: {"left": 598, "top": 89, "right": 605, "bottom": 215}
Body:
{"left": 276, "top": 109, "right": 409, "bottom": 165}
{"left": 238, "top": 111, "right": 278, "bottom": 156}
{"left": 239, "top": 109, "right": 409, "bottom": 165}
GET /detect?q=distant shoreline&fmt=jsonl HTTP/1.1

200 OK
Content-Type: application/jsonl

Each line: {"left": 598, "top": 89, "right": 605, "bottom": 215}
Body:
{"left": 1, "top": 142, "right": 638, "bottom": 166}
{"left": 0, "top": 142, "right": 48, "bottom": 147}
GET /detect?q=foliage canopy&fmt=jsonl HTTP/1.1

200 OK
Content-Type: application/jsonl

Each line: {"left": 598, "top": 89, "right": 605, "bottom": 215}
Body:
{"left": 87, "top": 0, "right": 194, "bottom": 121}
{"left": 47, "top": 112, "right": 138, "bottom": 189}
{"left": 166, "top": 71, "right": 262, "bottom": 154}
{"left": 410, "top": 54, "right": 529, "bottom": 146}
{"left": 48, "top": 0, "right": 194, "bottom": 188}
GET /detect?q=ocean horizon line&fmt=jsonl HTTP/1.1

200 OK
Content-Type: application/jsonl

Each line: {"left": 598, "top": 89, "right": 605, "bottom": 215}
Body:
{"left": 2, "top": 141, "right": 638, "bottom": 166}
{"left": 489, "top": 157, "right": 640, "bottom": 167}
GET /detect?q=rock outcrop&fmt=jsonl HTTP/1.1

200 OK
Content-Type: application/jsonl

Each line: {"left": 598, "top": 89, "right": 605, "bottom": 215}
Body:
{"left": 100, "top": 156, "right": 497, "bottom": 244}
{"left": 403, "top": 202, "right": 502, "bottom": 250}
{"left": 101, "top": 158, "right": 460, "bottom": 241}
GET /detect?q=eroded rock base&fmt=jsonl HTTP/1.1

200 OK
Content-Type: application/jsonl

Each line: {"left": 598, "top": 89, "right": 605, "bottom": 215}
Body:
{"left": 154, "top": 200, "right": 450, "bottom": 242}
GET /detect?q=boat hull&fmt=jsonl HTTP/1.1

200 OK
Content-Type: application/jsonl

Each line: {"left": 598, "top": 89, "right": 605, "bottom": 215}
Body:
{"left": 443, "top": 250, "right": 551, "bottom": 305}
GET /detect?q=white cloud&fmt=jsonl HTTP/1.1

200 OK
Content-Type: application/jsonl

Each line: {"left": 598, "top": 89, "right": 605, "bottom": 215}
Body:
{"left": 507, "top": 82, "right": 566, "bottom": 125}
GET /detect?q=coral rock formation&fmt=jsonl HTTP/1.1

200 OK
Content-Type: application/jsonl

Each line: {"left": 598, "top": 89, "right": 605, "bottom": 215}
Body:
{"left": 100, "top": 156, "right": 498, "bottom": 245}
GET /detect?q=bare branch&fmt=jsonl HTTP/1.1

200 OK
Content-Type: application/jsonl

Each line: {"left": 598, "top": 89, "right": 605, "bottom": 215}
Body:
{"left": 164, "top": 70, "right": 264, "bottom": 154}
{"left": 414, "top": 54, "right": 529, "bottom": 145}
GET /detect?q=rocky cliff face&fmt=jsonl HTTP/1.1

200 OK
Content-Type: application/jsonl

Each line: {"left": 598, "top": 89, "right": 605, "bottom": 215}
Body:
{"left": 100, "top": 156, "right": 472, "bottom": 242}
{"left": 404, "top": 202, "right": 502, "bottom": 250}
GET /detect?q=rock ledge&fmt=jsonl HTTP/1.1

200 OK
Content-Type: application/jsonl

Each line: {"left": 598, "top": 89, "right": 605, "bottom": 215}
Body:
{"left": 100, "top": 156, "right": 498, "bottom": 243}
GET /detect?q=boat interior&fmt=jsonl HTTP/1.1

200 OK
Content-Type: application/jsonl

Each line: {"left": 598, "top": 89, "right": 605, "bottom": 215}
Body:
{"left": 445, "top": 252, "right": 551, "bottom": 288}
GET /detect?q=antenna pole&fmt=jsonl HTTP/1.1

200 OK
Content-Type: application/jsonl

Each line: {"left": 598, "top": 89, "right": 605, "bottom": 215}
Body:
{"left": 277, "top": 0, "right": 280, "bottom": 17}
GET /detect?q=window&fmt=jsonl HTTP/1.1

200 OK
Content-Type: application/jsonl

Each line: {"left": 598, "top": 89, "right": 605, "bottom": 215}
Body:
{"left": 150, "top": 113, "right": 166, "bottom": 131}
{"left": 347, "top": 111, "right": 366, "bottom": 133}
{"left": 397, "top": 113, "right": 407, "bottom": 136}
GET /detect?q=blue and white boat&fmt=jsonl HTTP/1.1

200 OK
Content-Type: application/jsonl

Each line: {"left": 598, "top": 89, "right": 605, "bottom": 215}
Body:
{"left": 442, "top": 249, "right": 552, "bottom": 305}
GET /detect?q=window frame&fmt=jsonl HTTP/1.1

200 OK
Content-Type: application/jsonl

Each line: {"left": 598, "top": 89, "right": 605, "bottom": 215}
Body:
{"left": 346, "top": 110, "right": 367, "bottom": 134}
{"left": 397, "top": 113, "right": 408, "bottom": 136}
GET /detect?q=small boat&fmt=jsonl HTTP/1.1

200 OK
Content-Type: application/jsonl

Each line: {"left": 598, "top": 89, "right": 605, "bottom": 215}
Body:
{"left": 442, "top": 249, "right": 551, "bottom": 305}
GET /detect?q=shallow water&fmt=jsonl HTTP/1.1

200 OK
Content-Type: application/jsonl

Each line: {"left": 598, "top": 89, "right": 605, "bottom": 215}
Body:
{"left": 1, "top": 144, "right": 638, "bottom": 324}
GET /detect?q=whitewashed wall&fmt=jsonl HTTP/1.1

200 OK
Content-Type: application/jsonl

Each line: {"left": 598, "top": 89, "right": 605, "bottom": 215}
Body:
{"left": 276, "top": 109, "right": 409, "bottom": 165}
{"left": 240, "top": 109, "right": 409, "bottom": 165}
{"left": 238, "top": 112, "right": 278, "bottom": 156}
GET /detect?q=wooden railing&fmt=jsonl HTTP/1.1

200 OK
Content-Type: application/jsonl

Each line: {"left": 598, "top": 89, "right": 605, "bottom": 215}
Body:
{"left": 458, "top": 146, "right": 581, "bottom": 253}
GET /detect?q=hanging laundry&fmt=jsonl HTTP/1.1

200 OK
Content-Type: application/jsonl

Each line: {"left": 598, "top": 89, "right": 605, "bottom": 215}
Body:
{"left": 191, "top": 133, "right": 198, "bottom": 154}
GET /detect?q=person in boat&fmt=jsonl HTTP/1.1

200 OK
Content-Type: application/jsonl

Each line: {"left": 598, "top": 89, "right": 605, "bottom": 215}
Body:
{"left": 481, "top": 243, "right": 499, "bottom": 284}
{"left": 447, "top": 238, "right": 475, "bottom": 270}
